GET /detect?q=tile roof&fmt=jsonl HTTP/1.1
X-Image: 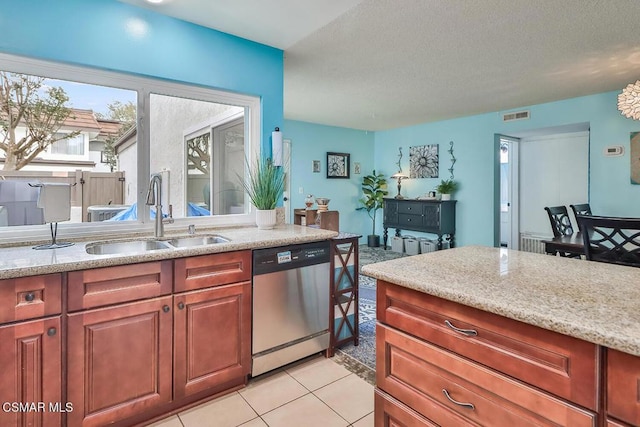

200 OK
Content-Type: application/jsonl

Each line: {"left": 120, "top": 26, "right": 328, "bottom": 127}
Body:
{"left": 62, "top": 108, "right": 100, "bottom": 130}
{"left": 96, "top": 119, "right": 124, "bottom": 139}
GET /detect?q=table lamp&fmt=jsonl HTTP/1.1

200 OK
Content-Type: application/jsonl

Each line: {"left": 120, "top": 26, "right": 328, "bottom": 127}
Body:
{"left": 390, "top": 172, "right": 409, "bottom": 199}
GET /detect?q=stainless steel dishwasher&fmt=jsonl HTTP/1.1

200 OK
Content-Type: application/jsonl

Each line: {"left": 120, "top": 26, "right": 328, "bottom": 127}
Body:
{"left": 252, "top": 240, "right": 331, "bottom": 376}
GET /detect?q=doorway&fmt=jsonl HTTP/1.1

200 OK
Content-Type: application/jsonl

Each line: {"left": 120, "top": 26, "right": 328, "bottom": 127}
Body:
{"left": 498, "top": 124, "right": 590, "bottom": 251}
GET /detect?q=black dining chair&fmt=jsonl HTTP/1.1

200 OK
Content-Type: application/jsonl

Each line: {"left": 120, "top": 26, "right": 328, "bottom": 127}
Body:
{"left": 544, "top": 206, "right": 574, "bottom": 238}
{"left": 570, "top": 203, "right": 592, "bottom": 218}
{"left": 575, "top": 215, "right": 640, "bottom": 268}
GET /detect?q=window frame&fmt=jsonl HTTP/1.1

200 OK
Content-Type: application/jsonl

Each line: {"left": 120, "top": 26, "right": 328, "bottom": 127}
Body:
{"left": 0, "top": 53, "right": 260, "bottom": 244}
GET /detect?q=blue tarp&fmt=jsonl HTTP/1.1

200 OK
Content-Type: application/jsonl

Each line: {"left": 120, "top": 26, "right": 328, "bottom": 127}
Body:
{"left": 108, "top": 203, "right": 210, "bottom": 221}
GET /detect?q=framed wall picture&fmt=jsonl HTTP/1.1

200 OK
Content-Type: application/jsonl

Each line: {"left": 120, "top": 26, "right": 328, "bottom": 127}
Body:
{"left": 326, "top": 152, "right": 350, "bottom": 179}
{"left": 312, "top": 160, "right": 321, "bottom": 173}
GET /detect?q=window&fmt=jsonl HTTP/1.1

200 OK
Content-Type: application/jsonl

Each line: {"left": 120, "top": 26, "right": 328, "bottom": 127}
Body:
{"left": 0, "top": 53, "right": 260, "bottom": 241}
{"left": 50, "top": 133, "right": 85, "bottom": 155}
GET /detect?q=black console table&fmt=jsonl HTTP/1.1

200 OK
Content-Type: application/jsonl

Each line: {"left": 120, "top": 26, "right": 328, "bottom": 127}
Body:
{"left": 383, "top": 198, "right": 456, "bottom": 250}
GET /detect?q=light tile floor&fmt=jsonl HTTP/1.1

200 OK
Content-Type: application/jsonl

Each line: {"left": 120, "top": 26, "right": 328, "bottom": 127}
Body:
{"left": 148, "top": 355, "right": 374, "bottom": 427}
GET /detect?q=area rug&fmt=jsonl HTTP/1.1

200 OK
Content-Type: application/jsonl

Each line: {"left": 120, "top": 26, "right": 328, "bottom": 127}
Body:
{"left": 333, "top": 245, "right": 406, "bottom": 385}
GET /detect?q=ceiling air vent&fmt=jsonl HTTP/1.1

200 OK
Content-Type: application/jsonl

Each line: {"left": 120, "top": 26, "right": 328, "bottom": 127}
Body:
{"left": 502, "top": 110, "right": 530, "bottom": 122}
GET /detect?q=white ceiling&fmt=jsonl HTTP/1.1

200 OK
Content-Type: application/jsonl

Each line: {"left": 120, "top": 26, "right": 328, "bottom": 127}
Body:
{"left": 120, "top": 0, "right": 640, "bottom": 131}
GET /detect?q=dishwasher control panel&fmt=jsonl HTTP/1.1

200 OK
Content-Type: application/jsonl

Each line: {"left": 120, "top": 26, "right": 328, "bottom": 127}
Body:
{"left": 253, "top": 241, "right": 331, "bottom": 275}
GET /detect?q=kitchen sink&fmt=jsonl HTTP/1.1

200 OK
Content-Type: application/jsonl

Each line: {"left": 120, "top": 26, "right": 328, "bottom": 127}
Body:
{"left": 165, "top": 235, "right": 229, "bottom": 248}
{"left": 86, "top": 239, "right": 172, "bottom": 255}
{"left": 85, "top": 235, "right": 230, "bottom": 255}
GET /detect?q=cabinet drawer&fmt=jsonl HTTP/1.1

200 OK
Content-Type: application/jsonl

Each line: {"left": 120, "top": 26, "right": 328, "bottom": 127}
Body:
{"left": 68, "top": 261, "right": 172, "bottom": 311}
{"left": 174, "top": 250, "right": 251, "bottom": 292}
{"left": 0, "top": 274, "right": 61, "bottom": 323}
{"left": 397, "top": 214, "right": 422, "bottom": 228}
{"left": 397, "top": 202, "right": 422, "bottom": 214}
{"left": 377, "top": 280, "right": 598, "bottom": 410}
{"left": 608, "top": 349, "right": 640, "bottom": 426}
{"left": 377, "top": 324, "right": 597, "bottom": 427}
{"left": 375, "top": 389, "right": 438, "bottom": 427}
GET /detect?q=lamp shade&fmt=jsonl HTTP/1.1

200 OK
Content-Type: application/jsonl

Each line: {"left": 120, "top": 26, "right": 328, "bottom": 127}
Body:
{"left": 391, "top": 172, "right": 408, "bottom": 179}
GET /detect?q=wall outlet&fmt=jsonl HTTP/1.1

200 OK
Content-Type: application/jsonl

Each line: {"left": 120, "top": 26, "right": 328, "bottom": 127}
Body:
{"left": 298, "top": 187, "right": 304, "bottom": 194}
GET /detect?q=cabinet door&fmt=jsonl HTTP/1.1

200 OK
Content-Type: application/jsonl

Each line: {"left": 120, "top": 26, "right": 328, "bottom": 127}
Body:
{"left": 384, "top": 199, "right": 399, "bottom": 226}
{"left": 0, "top": 317, "right": 62, "bottom": 427}
{"left": 67, "top": 297, "right": 173, "bottom": 427}
{"left": 174, "top": 281, "right": 251, "bottom": 399}
{"left": 608, "top": 349, "right": 640, "bottom": 426}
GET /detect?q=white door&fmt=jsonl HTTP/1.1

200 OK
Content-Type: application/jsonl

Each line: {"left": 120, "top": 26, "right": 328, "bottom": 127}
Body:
{"left": 499, "top": 137, "right": 519, "bottom": 249}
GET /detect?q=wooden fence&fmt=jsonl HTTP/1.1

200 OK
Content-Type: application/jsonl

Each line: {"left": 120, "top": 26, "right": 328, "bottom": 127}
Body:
{"left": 0, "top": 170, "right": 125, "bottom": 222}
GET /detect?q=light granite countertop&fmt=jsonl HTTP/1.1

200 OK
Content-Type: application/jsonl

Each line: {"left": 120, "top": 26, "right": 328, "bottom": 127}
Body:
{"left": 362, "top": 245, "right": 640, "bottom": 357}
{"left": 0, "top": 224, "right": 338, "bottom": 280}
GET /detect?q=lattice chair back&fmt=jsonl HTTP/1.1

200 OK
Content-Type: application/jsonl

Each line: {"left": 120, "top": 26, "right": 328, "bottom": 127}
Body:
{"left": 570, "top": 203, "right": 592, "bottom": 218}
{"left": 544, "top": 206, "right": 574, "bottom": 238}
{"left": 576, "top": 215, "right": 640, "bottom": 268}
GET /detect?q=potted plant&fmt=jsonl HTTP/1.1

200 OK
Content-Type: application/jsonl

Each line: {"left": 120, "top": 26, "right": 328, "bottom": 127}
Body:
{"left": 358, "top": 170, "right": 388, "bottom": 247}
{"left": 239, "top": 157, "right": 285, "bottom": 229}
{"left": 435, "top": 179, "right": 458, "bottom": 200}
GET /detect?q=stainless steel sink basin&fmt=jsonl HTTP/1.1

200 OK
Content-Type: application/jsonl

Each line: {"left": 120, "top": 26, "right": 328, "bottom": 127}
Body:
{"left": 86, "top": 239, "right": 171, "bottom": 255}
{"left": 165, "top": 235, "right": 229, "bottom": 248}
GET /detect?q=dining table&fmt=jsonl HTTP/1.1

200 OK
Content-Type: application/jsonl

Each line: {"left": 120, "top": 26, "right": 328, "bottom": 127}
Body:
{"left": 542, "top": 232, "right": 585, "bottom": 257}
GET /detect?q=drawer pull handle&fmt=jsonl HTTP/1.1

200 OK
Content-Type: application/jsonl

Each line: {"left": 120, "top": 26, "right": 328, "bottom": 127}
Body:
{"left": 25, "top": 292, "right": 35, "bottom": 302}
{"left": 163, "top": 305, "right": 170, "bottom": 313}
{"left": 444, "top": 320, "right": 477, "bottom": 337}
{"left": 177, "top": 302, "right": 185, "bottom": 310}
{"left": 442, "top": 389, "right": 475, "bottom": 410}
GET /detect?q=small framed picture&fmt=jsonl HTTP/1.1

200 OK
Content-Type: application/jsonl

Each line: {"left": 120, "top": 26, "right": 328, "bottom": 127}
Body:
{"left": 326, "top": 152, "right": 350, "bottom": 179}
{"left": 312, "top": 160, "right": 321, "bottom": 173}
{"left": 354, "top": 162, "right": 361, "bottom": 174}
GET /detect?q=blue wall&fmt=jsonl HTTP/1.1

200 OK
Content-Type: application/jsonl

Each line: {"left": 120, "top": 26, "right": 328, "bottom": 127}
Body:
{"left": 283, "top": 120, "right": 375, "bottom": 241}
{"left": 376, "top": 91, "right": 640, "bottom": 247}
{"left": 0, "top": 0, "right": 283, "bottom": 155}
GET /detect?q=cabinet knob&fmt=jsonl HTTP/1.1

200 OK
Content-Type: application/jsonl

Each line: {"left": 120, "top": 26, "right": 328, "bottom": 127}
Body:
{"left": 47, "top": 327, "right": 57, "bottom": 337}
{"left": 177, "top": 302, "right": 185, "bottom": 310}
{"left": 442, "top": 389, "right": 475, "bottom": 410}
{"left": 163, "top": 305, "right": 170, "bottom": 313}
{"left": 444, "top": 319, "right": 478, "bottom": 337}
{"left": 25, "top": 292, "right": 35, "bottom": 302}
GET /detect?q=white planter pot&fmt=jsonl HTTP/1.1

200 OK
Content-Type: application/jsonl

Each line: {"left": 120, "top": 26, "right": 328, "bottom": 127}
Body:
{"left": 255, "top": 209, "right": 277, "bottom": 230}
{"left": 441, "top": 193, "right": 452, "bottom": 201}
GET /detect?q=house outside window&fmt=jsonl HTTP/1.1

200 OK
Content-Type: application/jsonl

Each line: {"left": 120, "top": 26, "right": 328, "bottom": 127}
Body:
{"left": 50, "top": 132, "right": 85, "bottom": 155}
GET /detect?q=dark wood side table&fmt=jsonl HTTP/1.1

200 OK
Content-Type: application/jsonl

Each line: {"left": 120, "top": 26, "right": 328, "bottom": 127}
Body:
{"left": 327, "top": 232, "right": 360, "bottom": 357}
{"left": 383, "top": 198, "right": 456, "bottom": 250}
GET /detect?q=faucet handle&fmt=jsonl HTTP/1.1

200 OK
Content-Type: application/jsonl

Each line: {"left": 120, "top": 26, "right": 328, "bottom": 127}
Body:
{"left": 164, "top": 204, "right": 175, "bottom": 224}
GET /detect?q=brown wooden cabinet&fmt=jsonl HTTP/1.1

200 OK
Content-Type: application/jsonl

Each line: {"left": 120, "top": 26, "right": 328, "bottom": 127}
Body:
{"left": 67, "top": 296, "right": 174, "bottom": 427}
{"left": 174, "top": 281, "right": 251, "bottom": 399}
{"left": 65, "top": 251, "right": 252, "bottom": 426}
{"left": 607, "top": 349, "right": 640, "bottom": 426}
{"left": 376, "top": 280, "right": 599, "bottom": 427}
{"left": 0, "top": 274, "right": 63, "bottom": 427}
{"left": 0, "top": 316, "right": 62, "bottom": 427}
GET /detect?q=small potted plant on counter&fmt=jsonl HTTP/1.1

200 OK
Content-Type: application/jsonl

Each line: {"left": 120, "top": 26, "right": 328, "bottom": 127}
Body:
{"left": 436, "top": 179, "right": 458, "bottom": 201}
{"left": 240, "top": 157, "right": 285, "bottom": 229}
{"left": 358, "top": 170, "right": 388, "bottom": 247}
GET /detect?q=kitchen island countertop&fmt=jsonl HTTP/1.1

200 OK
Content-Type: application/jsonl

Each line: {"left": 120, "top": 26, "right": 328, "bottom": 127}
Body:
{"left": 362, "top": 245, "right": 640, "bottom": 356}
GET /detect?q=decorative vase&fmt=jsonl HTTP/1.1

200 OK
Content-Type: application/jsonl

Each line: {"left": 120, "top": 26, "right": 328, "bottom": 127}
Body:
{"left": 255, "top": 209, "right": 277, "bottom": 230}
{"left": 441, "top": 193, "right": 451, "bottom": 201}
{"left": 368, "top": 235, "right": 380, "bottom": 247}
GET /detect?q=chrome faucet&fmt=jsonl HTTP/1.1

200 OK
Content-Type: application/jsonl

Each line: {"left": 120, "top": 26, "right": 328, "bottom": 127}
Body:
{"left": 146, "top": 173, "right": 173, "bottom": 237}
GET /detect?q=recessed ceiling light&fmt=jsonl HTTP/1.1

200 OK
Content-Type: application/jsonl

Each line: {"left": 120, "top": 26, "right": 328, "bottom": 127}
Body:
{"left": 145, "top": 0, "right": 164, "bottom": 4}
